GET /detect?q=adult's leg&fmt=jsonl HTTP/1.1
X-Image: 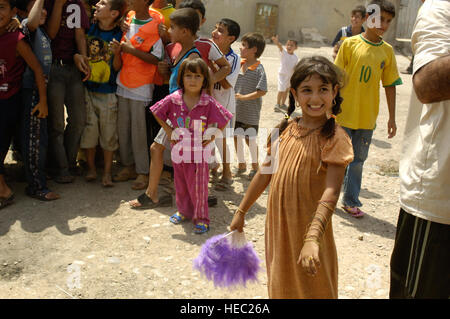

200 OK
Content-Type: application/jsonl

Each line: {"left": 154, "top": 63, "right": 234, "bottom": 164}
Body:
{"left": 342, "top": 128, "right": 373, "bottom": 208}
{"left": 390, "top": 208, "right": 450, "bottom": 298}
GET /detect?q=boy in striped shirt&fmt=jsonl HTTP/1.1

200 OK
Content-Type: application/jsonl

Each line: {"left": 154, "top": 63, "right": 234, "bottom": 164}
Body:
{"left": 234, "top": 32, "right": 267, "bottom": 180}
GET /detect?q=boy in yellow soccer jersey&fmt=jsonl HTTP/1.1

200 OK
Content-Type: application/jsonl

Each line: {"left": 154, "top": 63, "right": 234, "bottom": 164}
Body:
{"left": 335, "top": 0, "right": 402, "bottom": 218}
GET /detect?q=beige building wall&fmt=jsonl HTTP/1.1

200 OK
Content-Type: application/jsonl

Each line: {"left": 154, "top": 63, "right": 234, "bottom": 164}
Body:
{"left": 200, "top": 0, "right": 401, "bottom": 45}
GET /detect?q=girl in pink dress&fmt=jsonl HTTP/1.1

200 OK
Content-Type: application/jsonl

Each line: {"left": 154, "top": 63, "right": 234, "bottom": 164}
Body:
{"left": 150, "top": 58, "right": 232, "bottom": 234}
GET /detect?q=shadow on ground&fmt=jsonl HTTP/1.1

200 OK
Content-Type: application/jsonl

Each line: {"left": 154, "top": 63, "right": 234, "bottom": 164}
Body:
{"left": 335, "top": 207, "right": 397, "bottom": 239}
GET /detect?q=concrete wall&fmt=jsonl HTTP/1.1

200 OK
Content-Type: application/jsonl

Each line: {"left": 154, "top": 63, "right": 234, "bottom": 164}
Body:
{"left": 200, "top": 0, "right": 401, "bottom": 45}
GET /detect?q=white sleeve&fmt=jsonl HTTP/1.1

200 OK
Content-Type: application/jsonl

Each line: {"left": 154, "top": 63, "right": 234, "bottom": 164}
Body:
{"left": 150, "top": 39, "right": 164, "bottom": 60}
{"left": 411, "top": 0, "right": 450, "bottom": 75}
{"left": 208, "top": 41, "right": 224, "bottom": 62}
{"left": 225, "top": 54, "right": 241, "bottom": 88}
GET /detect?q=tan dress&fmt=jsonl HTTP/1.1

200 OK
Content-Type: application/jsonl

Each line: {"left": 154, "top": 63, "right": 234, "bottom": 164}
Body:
{"left": 265, "top": 118, "right": 353, "bottom": 299}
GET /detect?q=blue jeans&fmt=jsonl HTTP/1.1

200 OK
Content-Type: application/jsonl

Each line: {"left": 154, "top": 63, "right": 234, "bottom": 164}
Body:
{"left": 342, "top": 127, "right": 373, "bottom": 207}
{"left": 21, "top": 88, "right": 50, "bottom": 195}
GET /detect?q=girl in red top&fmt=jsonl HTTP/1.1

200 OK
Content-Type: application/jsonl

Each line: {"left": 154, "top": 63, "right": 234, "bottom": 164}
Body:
{"left": 0, "top": 0, "right": 48, "bottom": 209}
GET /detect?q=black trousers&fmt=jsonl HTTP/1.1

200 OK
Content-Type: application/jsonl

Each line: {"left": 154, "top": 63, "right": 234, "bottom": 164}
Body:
{"left": 0, "top": 93, "right": 22, "bottom": 175}
{"left": 146, "top": 84, "right": 169, "bottom": 149}
{"left": 390, "top": 208, "right": 450, "bottom": 298}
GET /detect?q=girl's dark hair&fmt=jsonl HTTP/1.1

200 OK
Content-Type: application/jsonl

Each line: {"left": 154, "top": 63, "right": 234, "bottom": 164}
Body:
{"left": 177, "top": 57, "right": 212, "bottom": 95}
{"left": 278, "top": 55, "right": 346, "bottom": 140}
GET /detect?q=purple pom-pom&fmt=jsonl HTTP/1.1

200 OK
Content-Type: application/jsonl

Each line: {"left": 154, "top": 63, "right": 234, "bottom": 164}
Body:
{"left": 193, "top": 231, "right": 261, "bottom": 288}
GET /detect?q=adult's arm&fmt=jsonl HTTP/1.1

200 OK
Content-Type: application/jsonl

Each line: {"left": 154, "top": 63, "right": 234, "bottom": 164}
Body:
{"left": 413, "top": 55, "right": 450, "bottom": 104}
{"left": 411, "top": 1, "right": 450, "bottom": 104}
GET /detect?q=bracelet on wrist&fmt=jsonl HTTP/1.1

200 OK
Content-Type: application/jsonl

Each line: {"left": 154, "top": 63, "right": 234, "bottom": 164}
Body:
{"left": 304, "top": 237, "right": 321, "bottom": 246}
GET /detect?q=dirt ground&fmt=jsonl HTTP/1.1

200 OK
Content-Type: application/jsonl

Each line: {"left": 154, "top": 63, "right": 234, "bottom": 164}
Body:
{"left": 0, "top": 41, "right": 414, "bottom": 299}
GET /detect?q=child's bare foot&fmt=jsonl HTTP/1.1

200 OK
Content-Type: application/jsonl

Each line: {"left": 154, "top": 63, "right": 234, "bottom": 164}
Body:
{"left": 102, "top": 174, "right": 113, "bottom": 187}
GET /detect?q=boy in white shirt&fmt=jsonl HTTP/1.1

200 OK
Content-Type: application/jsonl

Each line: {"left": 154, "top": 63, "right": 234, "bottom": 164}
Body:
{"left": 210, "top": 18, "right": 241, "bottom": 190}
{"left": 271, "top": 35, "right": 298, "bottom": 112}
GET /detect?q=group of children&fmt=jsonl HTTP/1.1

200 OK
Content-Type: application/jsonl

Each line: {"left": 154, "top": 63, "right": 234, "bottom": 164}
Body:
{"left": 1, "top": 0, "right": 403, "bottom": 298}
{"left": 0, "top": 0, "right": 269, "bottom": 234}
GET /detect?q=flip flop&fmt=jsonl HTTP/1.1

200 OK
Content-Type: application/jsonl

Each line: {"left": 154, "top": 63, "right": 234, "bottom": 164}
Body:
{"left": 0, "top": 193, "right": 15, "bottom": 210}
{"left": 342, "top": 206, "right": 365, "bottom": 218}
{"left": 169, "top": 212, "right": 187, "bottom": 224}
{"left": 26, "top": 189, "right": 60, "bottom": 201}
{"left": 194, "top": 222, "right": 209, "bottom": 234}
{"left": 130, "top": 192, "right": 172, "bottom": 210}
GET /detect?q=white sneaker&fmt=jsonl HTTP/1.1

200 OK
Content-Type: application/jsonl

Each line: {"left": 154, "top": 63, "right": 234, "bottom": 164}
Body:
{"left": 274, "top": 104, "right": 282, "bottom": 112}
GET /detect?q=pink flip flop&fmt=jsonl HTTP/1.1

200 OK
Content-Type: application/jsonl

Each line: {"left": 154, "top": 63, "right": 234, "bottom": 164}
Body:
{"left": 342, "top": 206, "right": 365, "bottom": 218}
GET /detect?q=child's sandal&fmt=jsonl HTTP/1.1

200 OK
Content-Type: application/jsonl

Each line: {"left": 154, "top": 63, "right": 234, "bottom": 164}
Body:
{"left": 342, "top": 206, "right": 365, "bottom": 218}
{"left": 194, "top": 223, "right": 209, "bottom": 234}
{"left": 169, "top": 212, "right": 186, "bottom": 224}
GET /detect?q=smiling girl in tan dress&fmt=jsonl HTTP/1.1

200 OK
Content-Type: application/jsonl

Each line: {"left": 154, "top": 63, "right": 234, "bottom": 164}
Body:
{"left": 230, "top": 56, "right": 354, "bottom": 298}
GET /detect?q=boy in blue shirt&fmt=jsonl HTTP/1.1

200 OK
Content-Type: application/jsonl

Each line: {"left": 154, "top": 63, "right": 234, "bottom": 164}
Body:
{"left": 331, "top": 5, "right": 366, "bottom": 60}
{"left": 74, "top": 0, "right": 126, "bottom": 187}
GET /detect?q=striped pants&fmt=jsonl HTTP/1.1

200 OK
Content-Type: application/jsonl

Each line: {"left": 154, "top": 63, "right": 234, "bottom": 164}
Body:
{"left": 390, "top": 209, "right": 450, "bottom": 298}
{"left": 173, "top": 161, "right": 209, "bottom": 225}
